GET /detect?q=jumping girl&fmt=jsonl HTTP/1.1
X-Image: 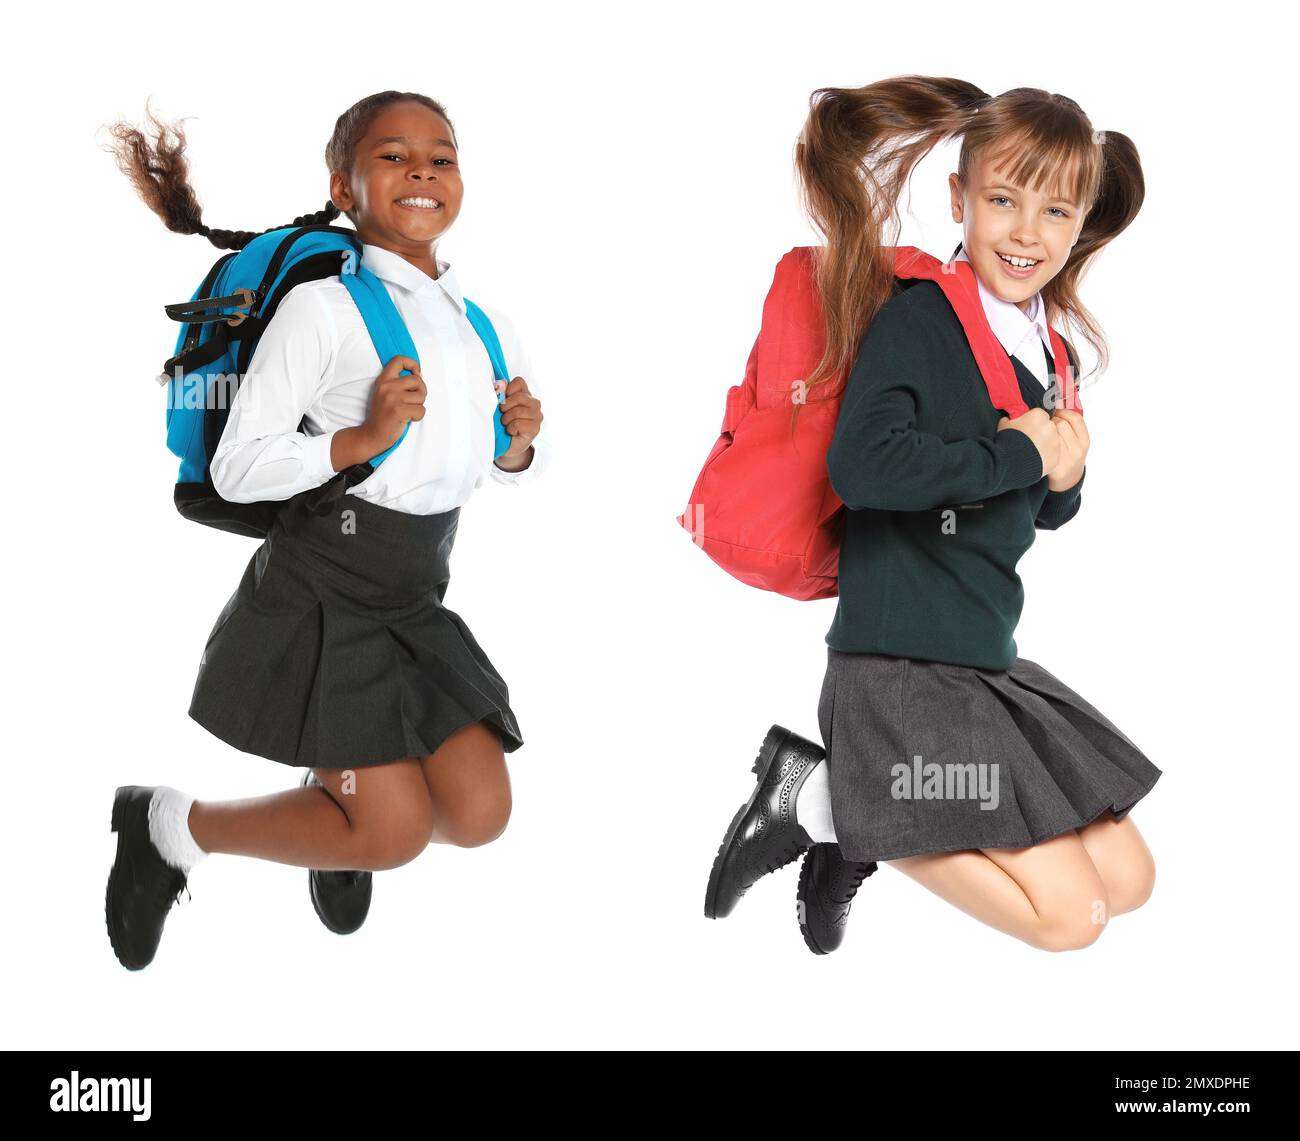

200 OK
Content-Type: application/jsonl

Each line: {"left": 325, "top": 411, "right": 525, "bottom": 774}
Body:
{"left": 704, "top": 76, "right": 1160, "bottom": 954}
{"left": 103, "top": 91, "right": 551, "bottom": 970}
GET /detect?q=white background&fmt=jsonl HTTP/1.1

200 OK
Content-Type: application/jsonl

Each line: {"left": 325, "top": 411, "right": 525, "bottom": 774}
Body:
{"left": 3, "top": 0, "right": 1295, "bottom": 1051}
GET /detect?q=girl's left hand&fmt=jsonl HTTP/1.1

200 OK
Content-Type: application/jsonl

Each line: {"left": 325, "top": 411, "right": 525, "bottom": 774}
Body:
{"left": 1046, "top": 408, "right": 1088, "bottom": 492}
{"left": 493, "top": 376, "right": 544, "bottom": 471}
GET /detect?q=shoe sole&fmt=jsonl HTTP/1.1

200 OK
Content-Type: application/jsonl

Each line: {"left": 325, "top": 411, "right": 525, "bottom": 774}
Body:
{"left": 703, "top": 724, "right": 792, "bottom": 920}
{"left": 796, "top": 851, "right": 830, "bottom": 955}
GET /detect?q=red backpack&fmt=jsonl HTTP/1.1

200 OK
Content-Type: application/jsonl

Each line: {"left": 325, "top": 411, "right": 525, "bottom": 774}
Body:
{"left": 676, "top": 246, "right": 1081, "bottom": 601}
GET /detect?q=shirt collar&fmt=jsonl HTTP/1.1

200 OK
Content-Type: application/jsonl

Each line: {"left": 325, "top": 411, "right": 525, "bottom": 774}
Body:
{"left": 359, "top": 242, "right": 467, "bottom": 316}
{"left": 953, "top": 245, "right": 1052, "bottom": 361}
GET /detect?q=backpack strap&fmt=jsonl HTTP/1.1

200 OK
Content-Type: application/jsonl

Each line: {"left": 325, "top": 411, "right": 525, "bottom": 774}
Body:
{"left": 337, "top": 249, "right": 417, "bottom": 468}
{"left": 754, "top": 247, "right": 826, "bottom": 410}
{"left": 342, "top": 251, "right": 512, "bottom": 460}
{"left": 303, "top": 249, "right": 515, "bottom": 517}
{"left": 462, "top": 298, "right": 513, "bottom": 459}
{"left": 301, "top": 249, "right": 420, "bottom": 516}
{"left": 1047, "top": 326, "right": 1083, "bottom": 414}
{"left": 893, "top": 247, "right": 1029, "bottom": 420}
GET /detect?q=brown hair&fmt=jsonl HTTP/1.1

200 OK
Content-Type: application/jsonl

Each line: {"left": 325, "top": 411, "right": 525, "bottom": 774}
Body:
{"left": 102, "top": 91, "right": 457, "bottom": 251}
{"left": 792, "top": 75, "right": 1144, "bottom": 421}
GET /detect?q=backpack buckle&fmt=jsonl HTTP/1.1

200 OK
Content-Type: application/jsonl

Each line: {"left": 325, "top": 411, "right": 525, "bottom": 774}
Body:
{"left": 224, "top": 288, "right": 257, "bottom": 327}
{"left": 165, "top": 287, "right": 261, "bottom": 325}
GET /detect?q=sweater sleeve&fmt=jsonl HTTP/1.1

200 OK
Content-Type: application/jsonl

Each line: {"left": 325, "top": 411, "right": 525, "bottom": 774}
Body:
{"left": 825, "top": 294, "right": 1046, "bottom": 512}
{"left": 1035, "top": 466, "right": 1085, "bottom": 530}
{"left": 209, "top": 284, "right": 342, "bottom": 504}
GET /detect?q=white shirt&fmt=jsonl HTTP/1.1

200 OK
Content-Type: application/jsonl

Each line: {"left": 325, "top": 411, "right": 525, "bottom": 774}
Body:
{"left": 209, "top": 243, "right": 552, "bottom": 514}
{"left": 954, "top": 246, "right": 1054, "bottom": 388}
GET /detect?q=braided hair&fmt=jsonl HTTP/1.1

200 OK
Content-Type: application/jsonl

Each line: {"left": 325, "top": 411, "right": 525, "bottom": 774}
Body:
{"left": 103, "top": 91, "right": 456, "bottom": 251}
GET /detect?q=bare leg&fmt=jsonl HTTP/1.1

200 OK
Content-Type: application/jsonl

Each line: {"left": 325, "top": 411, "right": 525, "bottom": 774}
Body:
{"left": 186, "top": 758, "right": 435, "bottom": 871}
{"left": 1076, "top": 812, "right": 1156, "bottom": 915}
{"left": 887, "top": 829, "right": 1111, "bottom": 951}
{"left": 418, "top": 719, "right": 512, "bottom": 847}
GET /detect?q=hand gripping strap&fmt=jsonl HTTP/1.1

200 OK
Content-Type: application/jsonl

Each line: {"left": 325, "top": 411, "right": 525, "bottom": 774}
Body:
{"left": 334, "top": 249, "right": 514, "bottom": 481}
{"left": 463, "top": 298, "right": 513, "bottom": 460}
{"left": 338, "top": 251, "right": 418, "bottom": 468}
{"left": 303, "top": 250, "right": 419, "bottom": 518}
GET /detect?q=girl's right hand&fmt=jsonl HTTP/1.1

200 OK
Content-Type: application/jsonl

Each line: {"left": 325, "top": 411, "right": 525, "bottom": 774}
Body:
{"left": 360, "top": 355, "right": 426, "bottom": 454}
{"left": 997, "top": 407, "right": 1062, "bottom": 477}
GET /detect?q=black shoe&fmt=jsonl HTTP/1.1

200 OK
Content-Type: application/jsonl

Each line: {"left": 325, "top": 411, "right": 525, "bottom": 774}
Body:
{"left": 105, "top": 786, "right": 192, "bottom": 971}
{"left": 796, "top": 843, "right": 877, "bottom": 954}
{"left": 302, "top": 770, "right": 372, "bottom": 935}
{"left": 704, "top": 724, "right": 822, "bottom": 919}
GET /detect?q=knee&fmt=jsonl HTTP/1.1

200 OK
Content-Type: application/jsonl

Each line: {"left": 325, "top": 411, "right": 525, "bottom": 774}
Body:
{"left": 1034, "top": 919, "right": 1106, "bottom": 952}
{"left": 1032, "top": 895, "right": 1111, "bottom": 952}
{"left": 441, "top": 786, "right": 512, "bottom": 848}
{"left": 1109, "top": 851, "right": 1157, "bottom": 915}
{"left": 358, "top": 805, "right": 437, "bottom": 869}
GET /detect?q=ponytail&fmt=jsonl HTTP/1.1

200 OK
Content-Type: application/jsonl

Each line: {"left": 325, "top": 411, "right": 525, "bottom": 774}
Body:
{"left": 791, "top": 76, "right": 1145, "bottom": 424}
{"left": 104, "top": 89, "right": 458, "bottom": 252}
{"left": 103, "top": 99, "right": 339, "bottom": 251}
{"left": 1040, "top": 128, "right": 1145, "bottom": 375}
{"left": 793, "top": 76, "right": 991, "bottom": 411}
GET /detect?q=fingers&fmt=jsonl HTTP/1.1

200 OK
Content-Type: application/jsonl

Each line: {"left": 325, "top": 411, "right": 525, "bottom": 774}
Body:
{"left": 495, "top": 376, "right": 533, "bottom": 409}
{"left": 385, "top": 354, "right": 420, "bottom": 376}
{"left": 1052, "top": 408, "right": 1089, "bottom": 441}
{"left": 500, "top": 409, "right": 541, "bottom": 436}
{"left": 500, "top": 399, "right": 542, "bottom": 431}
{"left": 495, "top": 377, "right": 544, "bottom": 437}
{"left": 396, "top": 377, "right": 426, "bottom": 423}
{"left": 377, "top": 356, "right": 426, "bottom": 425}
{"left": 1053, "top": 413, "right": 1090, "bottom": 454}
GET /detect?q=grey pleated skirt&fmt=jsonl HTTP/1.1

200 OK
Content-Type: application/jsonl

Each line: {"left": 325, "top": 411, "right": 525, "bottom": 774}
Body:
{"left": 188, "top": 487, "right": 523, "bottom": 769}
{"left": 816, "top": 647, "right": 1161, "bottom": 863}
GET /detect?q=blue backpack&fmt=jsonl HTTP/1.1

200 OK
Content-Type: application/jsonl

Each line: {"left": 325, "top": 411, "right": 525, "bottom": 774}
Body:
{"left": 161, "top": 224, "right": 513, "bottom": 538}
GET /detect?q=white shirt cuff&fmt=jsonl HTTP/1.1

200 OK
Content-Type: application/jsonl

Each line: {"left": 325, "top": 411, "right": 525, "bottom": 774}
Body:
{"left": 490, "top": 435, "right": 552, "bottom": 486}
{"left": 302, "top": 429, "right": 341, "bottom": 484}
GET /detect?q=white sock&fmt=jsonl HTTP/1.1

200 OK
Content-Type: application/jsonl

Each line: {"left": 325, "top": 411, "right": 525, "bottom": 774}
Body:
{"left": 147, "top": 787, "right": 208, "bottom": 874}
{"left": 796, "top": 757, "right": 838, "bottom": 843}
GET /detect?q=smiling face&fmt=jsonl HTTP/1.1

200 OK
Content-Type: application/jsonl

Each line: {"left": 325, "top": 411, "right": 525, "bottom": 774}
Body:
{"left": 329, "top": 100, "right": 463, "bottom": 266}
{"left": 949, "top": 148, "right": 1087, "bottom": 313}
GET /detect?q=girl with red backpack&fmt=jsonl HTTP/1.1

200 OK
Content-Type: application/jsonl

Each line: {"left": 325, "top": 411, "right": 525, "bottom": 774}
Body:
{"left": 696, "top": 76, "right": 1160, "bottom": 954}
{"left": 102, "top": 92, "right": 551, "bottom": 970}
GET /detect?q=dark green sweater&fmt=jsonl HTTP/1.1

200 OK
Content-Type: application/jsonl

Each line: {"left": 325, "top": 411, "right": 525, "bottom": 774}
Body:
{"left": 825, "top": 279, "right": 1085, "bottom": 669}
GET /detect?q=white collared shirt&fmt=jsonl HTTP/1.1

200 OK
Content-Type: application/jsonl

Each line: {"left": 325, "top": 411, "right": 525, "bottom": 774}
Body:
{"left": 208, "top": 242, "right": 552, "bottom": 514}
{"left": 954, "top": 245, "right": 1054, "bottom": 388}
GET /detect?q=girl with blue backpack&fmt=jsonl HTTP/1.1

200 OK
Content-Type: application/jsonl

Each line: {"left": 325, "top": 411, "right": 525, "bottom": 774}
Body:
{"left": 103, "top": 91, "right": 551, "bottom": 970}
{"left": 700, "top": 76, "right": 1161, "bottom": 955}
